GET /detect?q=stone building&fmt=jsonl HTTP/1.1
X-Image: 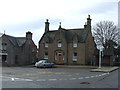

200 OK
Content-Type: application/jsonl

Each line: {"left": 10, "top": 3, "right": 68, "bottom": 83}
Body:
{"left": 0, "top": 31, "right": 37, "bottom": 66}
{"left": 38, "top": 15, "right": 96, "bottom": 65}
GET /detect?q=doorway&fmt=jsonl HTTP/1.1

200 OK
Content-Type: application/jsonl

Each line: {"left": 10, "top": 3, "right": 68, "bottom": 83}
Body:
{"left": 55, "top": 51, "right": 64, "bottom": 64}
{"left": 2, "top": 55, "right": 7, "bottom": 62}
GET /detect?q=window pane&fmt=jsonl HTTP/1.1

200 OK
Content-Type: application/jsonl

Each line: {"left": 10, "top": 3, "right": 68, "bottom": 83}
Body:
{"left": 73, "top": 52, "right": 77, "bottom": 61}
{"left": 45, "top": 43, "right": 48, "bottom": 48}
{"left": 2, "top": 43, "right": 7, "bottom": 50}
{"left": 58, "top": 40, "right": 62, "bottom": 47}
{"left": 55, "top": 53, "right": 57, "bottom": 60}
{"left": 73, "top": 41, "right": 77, "bottom": 47}
{"left": 44, "top": 52, "right": 48, "bottom": 59}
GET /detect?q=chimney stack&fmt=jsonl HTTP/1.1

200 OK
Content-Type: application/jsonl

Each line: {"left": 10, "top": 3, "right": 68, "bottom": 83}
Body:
{"left": 87, "top": 15, "right": 91, "bottom": 26}
{"left": 26, "top": 31, "right": 32, "bottom": 40}
{"left": 45, "top": 19, "right": 49, "bottom": 33}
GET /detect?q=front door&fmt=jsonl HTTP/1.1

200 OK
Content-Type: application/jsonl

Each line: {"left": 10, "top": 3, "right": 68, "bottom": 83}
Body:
{"left": 58, "top": 52, "right": 62, "bottom": 63}
{"left": 55, "top": 51, "right": 64, "bottom": 64}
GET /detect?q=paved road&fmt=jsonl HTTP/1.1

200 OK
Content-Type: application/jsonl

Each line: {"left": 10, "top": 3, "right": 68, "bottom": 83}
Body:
{"left": 1, "top": 66, "right": 119, "bottom": 88}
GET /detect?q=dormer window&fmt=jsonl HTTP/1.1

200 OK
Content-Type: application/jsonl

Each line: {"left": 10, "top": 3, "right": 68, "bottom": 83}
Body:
{"left": 73, "top": 41, "right": 78, "bottom": 47}
{"left": 72, "top": 33, "right": 78, "bottom": 48}
{"left": 45, "top": 42, "right": 48, "bottom": 48}
{"left": 58, "top": 40, "right": 62, "bottom": 47}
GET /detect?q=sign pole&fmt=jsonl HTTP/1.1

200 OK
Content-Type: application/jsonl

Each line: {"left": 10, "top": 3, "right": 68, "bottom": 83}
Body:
{"left": 99, "top": 50, "right": 102, "bottom": 68}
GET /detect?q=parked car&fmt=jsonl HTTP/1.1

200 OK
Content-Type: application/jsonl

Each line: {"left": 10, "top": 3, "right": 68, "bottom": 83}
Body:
{"left": 35, "top": 60, "right": 54, "bottom": 68}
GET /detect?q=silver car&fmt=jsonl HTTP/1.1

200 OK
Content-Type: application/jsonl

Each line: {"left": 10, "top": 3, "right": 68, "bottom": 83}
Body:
{"left": 35, "top": 60, "right": 54, "bottom": 68}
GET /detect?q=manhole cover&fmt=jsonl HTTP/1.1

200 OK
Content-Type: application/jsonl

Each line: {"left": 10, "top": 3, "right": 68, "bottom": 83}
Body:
{"left": 80, "top": 82, "right": 90, "bottom": 84}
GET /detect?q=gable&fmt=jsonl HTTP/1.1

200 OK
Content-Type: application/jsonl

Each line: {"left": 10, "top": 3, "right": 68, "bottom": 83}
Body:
{"left": 3, "top": 34, "right": 26, "bottom": 46}
{"left": 65, "top": 29, "right": 85, "bottom": 43}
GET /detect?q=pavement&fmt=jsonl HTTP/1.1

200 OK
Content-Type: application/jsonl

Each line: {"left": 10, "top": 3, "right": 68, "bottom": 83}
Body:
{"left": 91, "top": 66, "right": 119, "bottom": 72}
{"left": 54, "top": 65, "right": 97, "bottom": 68}
{"left": 54, "top": 65, "right": 119, "bottom": 72}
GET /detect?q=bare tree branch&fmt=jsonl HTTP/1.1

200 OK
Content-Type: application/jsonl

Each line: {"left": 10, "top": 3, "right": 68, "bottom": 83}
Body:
{"left": 93, "top": 21, "right": 118, "bottom": 48}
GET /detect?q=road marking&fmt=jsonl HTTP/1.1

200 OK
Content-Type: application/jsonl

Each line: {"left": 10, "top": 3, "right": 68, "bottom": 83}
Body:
{"left": 78, "top": 77, "right": 83, "bottom": 79}
{"left": 48, "top": 79, "right": 57, "bottom": 81}
{"left": 98, "top": 75, "right": 102, "bottom": 76}
{"left": 11, "top": 78, "right": 15, "bottom": 81}
{"left": 1, "top": 76, "right": 33, "bottom": 81}
{"left": 14, "top": 78, "right": 33, "bottom": 81}
{"left": 59, "top": 78, "right": 67, "bottom": 80}
{"left": 95, "top": 75, "right": 99, "bottom": 77}
{"left": 101, "top": 73, "right": 106, "bottom": 76}
{"left": 85, "top": 77, "right": 90, "bottom": 79}
{"left": 69, "top": 78, "right": 76, "bottom": 80}
{"left": 36, "top": 79, "right": 46, "bottom": 81}
{"left": 90, "top": 76, "right": 95, "bottom": 78}
{"left": 1, "top": 72, "right": 110, "bottom": 82}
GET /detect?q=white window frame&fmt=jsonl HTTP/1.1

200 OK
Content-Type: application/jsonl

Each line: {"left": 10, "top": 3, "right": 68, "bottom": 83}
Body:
{"left": 73, "top": 41, "right": 77, "bottom": 47}
{"left": 58, "top": 40, "right": 62, "bottom": 47}
{"left": 73, "top": 52, "right": 77, "bottom": 61}
{"left": 55, "top": 53, "right": 57, "bottom": 60}
{"left": 45, "top": 42, "right": 48, "bottom": 48}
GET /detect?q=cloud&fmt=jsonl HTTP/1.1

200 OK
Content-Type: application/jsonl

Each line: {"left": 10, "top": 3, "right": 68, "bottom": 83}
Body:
{"left": 0, "top": 0, "right": 118, "bottom": 46}
{"left": 81, "top": 2, "right": 117, "bottom": 14}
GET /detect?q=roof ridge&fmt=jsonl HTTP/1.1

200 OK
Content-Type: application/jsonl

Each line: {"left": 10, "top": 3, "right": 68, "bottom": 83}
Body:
{"left": 16, "top": 37, "right": 26, "bottom": 39}
{"left": 4, "top": 34, "right": 15, "bottom": 38}
{"left": 67, "top": 28, "right": 84, "bottom": 30}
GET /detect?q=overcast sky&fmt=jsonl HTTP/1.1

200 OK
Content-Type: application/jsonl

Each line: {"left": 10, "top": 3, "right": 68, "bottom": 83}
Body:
{"left": 0, "top": 0, "right": 118, "bottom": 46}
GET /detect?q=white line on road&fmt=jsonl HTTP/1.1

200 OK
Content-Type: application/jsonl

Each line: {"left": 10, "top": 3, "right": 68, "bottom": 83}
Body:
{"left": 1, "top": 76, "right": 33, "bottom": 81}
{"left": 1, "top": 72, "right": 110, "bottom": 82}
{"left": 59, "top": 78, "right": 67, "bottom": 80}
{"left": 48, "top": 79, "right": 57, "bottom": 81}
{"left": 78, "top": 77, "right": 83, "bottom": 79}
{"left": 95, "top": 75, "right": 99, "bottom": 77}
{"left": 98, "top": 75, "right": 102, "bottom": 77}
{"left": 90, "top": 76, "right": 95, "bottom": 78}
{"left": 11, "top": 78, "right": 15, "bottom": 81}
{"left": 69, "top": 78, "right": 76, "bottom": 80}
{"left": 36, "top": 79, "right": 46, "bottom": 81}
{"left": 85, "top": 77, "right": 90, "bottom": 79}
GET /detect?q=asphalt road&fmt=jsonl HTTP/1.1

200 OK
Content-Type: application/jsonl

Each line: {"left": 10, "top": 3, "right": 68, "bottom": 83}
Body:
{"left": 1, "top": 66, "right": 119, "bottom": 88}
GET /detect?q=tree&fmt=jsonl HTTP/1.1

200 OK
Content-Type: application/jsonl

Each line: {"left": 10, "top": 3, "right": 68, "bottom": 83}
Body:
{"left": 93, "top": 21, "right": 118, "bottom": 49}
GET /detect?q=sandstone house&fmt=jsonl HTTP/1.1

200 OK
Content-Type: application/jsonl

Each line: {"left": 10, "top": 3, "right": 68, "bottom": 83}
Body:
{"left": 38, "top": 15, "right": 96, "bottom": 65}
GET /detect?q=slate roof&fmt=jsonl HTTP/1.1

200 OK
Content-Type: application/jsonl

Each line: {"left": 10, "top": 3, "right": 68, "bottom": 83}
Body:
{"left": 39, "top": 27, "right": 88, "bottom": 43}
{"left": 3, "top": 34, "right": 26, "bottom": 46}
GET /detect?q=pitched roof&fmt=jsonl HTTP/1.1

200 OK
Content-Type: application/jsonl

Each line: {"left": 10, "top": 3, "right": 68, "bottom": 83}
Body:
{"left": 39, "top": 27, "right": 88, "bottom": 43}
{"left": 3, "top": 34, "right": 26, "bottom": 46}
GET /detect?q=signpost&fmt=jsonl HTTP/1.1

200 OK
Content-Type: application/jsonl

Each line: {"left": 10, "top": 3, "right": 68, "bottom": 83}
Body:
{"left": 99, "top": 49, "right": 102, "bottom": 68}
{"left": 97, "top": 45, "right": 104, "bottom": 69}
